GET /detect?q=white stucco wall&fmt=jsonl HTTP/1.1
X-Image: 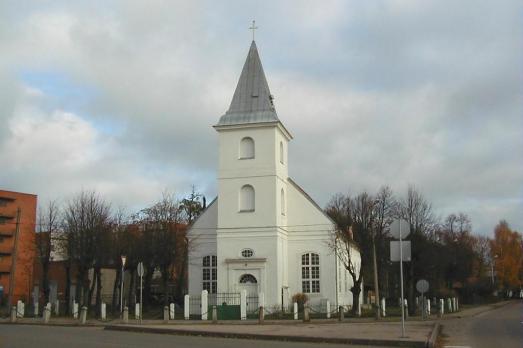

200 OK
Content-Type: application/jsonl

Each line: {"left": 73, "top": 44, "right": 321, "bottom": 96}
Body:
{"left": 187, "top": 199, "right": 218, "bottom": 295}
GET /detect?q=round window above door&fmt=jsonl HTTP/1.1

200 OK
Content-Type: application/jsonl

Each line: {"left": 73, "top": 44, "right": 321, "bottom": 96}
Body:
{"left": 241, "top": 248, "right": 254, "bottom": 258}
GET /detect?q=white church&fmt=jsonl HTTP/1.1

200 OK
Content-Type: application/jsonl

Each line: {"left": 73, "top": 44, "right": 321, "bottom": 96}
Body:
{"left": 187, "top": 40, "right": 361, "bottom": 310}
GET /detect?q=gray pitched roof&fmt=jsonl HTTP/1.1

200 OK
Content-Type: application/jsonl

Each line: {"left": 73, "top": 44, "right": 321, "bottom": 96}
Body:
{"left": 216, "top": 41, "right": 279, "bottom": 126}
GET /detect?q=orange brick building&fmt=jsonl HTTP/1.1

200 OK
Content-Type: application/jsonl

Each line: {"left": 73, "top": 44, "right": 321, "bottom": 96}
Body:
{"left": 0, "top": 190, "right": 37, "bottom": 306}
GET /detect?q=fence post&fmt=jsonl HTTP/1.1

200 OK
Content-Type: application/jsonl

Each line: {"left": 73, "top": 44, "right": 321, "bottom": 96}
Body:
{"left": 54, "top": 301, "right": 59, "bottom": 316}
{"left": 381, "top": 298, "right": 386, "bottom": 317}
{"left": 43, "top": 305, "right": 51, "bottom": 323}
{"left": 73, "top": 301, "right": 78, "bottom": 319}
{"left": 201, "top": 290, "right": 208, "bottom": 320}
{"left": 447, "top": 298, "right": 452, "bottom": 312}
{"left": 338, "top": 306, "right": 344, "bottom": 321}
{"left": 240, "top": 289, "right": 247, "bottom": 320}
{"left": 303, "top": 305, "right": 310, "bottom": 322}
{"left": 326, "top": 300, "right": 330, "bottom": 319}
{"left": 123, "top": 306, "right": 129, "bottom": 323}
{"left": 10, "top": 306, "right": 17, "bottom": 323}
{"left": 80, "top": 306, "right": 87, "bottom": 325}
{"left": 184, "top": 294, "right": 190, "bottom": 320}
{"left": 258, "top": 306, "right": 264, "bottom": 324}
{"left": 101, "top": 302, "right": 106, "bottom": 321}
{"left": 293, "top": 302, "right": 298, "bottom": 320}
{"left": 426, "top": 299, "right": 431, "bottom": 316}
{"left": 17, "top": 300, "right": 24, "bottom": 318}
{"left": 34, "top": 302, "right": 39, "bottom": 317}
{"left": 212, "top": 305, "right": 217, "bottom": 323}
{"left": 163, "top": 306, "right": 169, "bottom": 323}
{"left": 170, "top": 303, "right": 175, "bottom": 320}
{"left": 135, "top": 303, "right": 140, "bottom": 320}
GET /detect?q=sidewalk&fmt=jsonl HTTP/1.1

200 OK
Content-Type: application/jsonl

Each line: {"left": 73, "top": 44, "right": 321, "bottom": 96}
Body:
{"left": 106, "top": 321, "right": 435, "bottom": 347}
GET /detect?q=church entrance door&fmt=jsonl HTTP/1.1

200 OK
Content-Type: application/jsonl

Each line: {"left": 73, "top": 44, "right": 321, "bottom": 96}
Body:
{"left": 238, "top": 273, "right": 258, "bottom": 295}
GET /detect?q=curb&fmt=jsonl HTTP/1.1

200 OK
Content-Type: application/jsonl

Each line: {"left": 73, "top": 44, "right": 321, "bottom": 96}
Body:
{"left": 426, "top": 321, "right": 441, "bottom": 348}
{"left": 104, "top": 324, "right": 427, "bottom": 347}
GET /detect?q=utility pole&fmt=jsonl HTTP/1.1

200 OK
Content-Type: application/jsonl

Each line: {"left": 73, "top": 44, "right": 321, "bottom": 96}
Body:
{"left": 7, "top": 208, "right": 21, "bottom": 311}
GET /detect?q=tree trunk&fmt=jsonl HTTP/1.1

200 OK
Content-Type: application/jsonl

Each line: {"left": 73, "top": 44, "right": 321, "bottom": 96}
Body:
{"left": 64, "top": 263, "right": 71, "bottom": 315}
{"left": 112, "top": 267, "right": 120, "bottom": 313}
{"left": 42, "top": 261, "right": 50, "bottom": 304}
{"left": 88, "top": 268, "right": 96, "bottom": 308}
{"left": 127, "top": 270, "right": 135, "bottom": 308}
{"left": 95, "top": 267, "right": 102, "bottom": 316}
{"left": 351, "top": 279, "right": 362, "bottom": 316}
{"left": 372, "top": 239, "right": 381, "bottom": 319}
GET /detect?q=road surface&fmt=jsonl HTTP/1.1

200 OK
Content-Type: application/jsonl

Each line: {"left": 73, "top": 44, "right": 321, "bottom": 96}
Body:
{"left": 0, "top": 324, "right": 390, "bottom": 348}
{"left": 441, "top": 300, "right": 522, "bottom": 348}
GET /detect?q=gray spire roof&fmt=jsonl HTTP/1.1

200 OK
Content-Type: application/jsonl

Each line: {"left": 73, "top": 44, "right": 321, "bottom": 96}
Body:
{"left": 216, "top": 41, "right": 279, "bottom": 126}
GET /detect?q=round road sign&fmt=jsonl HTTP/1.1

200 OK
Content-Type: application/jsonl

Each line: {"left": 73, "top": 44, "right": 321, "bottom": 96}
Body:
{"left": 416, "top": 279, "right": 429, "bottom": 293}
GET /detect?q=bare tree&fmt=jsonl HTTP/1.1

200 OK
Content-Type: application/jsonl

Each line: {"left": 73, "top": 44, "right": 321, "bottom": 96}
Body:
{"left": 398, "top": 185, "right": 436, "bottom": 314}
{"left": 63, "top": 191, "right": 112, "bottom": 307}
{"left": 36, "top": 200, "right": 60, "bottom": 304}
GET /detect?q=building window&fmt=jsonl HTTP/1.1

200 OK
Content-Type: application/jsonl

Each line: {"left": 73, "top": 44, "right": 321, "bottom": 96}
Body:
{"left": 239, "top": 274, "right": 257, "bottom": 284}
{"left": 202, "top": 255, "right": 217, "bottom": 293}
{"left": 301, "top": 253, "right": 320, "bottom": 293}
{"left": 239, "top": 185, "right": 255, "bottom": 212}
{"left": 279, "top": 141, "right": 284, "bottom": 164}
{"left": 280, "top": 188, "right": 285, "bottom": 216}
{"left": 241, "top": 248, "right": 254, "bottom": 258}
{"left": 240, "top": 137, "right": 255, "bottom": 159}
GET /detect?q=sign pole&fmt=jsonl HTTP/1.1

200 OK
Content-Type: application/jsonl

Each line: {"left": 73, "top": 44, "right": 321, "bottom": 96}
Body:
{"left": 140, "top": 270, "right": 143, "bottom": 324}
{"left": 399, "top": 220, "right": 406, "bottom": 338}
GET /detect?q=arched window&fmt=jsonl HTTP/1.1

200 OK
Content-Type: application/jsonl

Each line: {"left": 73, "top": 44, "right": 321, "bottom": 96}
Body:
{"left": 240, "top": 137, "right": 255, "bottom": 159}
{"left": 202, "top": 255, "right": 217, "bottom": 293}
{"left": 239, "top": 274, "right": 257, "bottom": 284}
{"left": 279, "top": 141, "right": 284, "bottom": 164}
{"left": 240, "top": 185, "right": 255, "bottom": 212}
{"left": 301, "top": 253, "right": 320, "bottom": 293}
{"left": 280, "top": 188, "right": 285, "bottom": 216}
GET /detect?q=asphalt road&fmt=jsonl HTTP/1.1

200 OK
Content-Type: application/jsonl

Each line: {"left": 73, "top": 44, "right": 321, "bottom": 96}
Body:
{"left": 441, "top": 300, "right": 522, "bottom": 348}
{"left": 0, "top": 325, "right": 390, "bottom": 348}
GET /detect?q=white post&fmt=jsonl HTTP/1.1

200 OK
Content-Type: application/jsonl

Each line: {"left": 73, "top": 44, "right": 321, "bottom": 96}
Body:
{"left": 357, "top": 302, "right": 361, "bottom": 317}
{"left": 101, "top": 302, "right": 106, "bottom": 321}
{"left": 404, "top": 299, "right": 408, "bottom": 318}
{"left": 170, "top": 303, "right": 175, "bottom": 320}
{"left": 73, "top": 302, "right": 79, "bottom": 319}
{"left": 381, "top": 298, "right": 386, "bottom": 317}
{"left": 293, "top": 302, "right": 298, "bottom": 320}
{"left": 201, "top": 290, "right": 208, "bottom": 320}
{"left": 326, "top": 300, "right": 331, "bottom": 319}
{"left": 54, "top": 301, "right": 59, "bottom": 316}
{"left": 453, "top": 298, "right": 457, "bottom": 312}
{"left": 426, "top": 299, "right": 431, "bottom": 316}
{"left": 258, "top": 292, "right": 265, "bottom": 309}
{"left": 34, "top": 302, "right": 39, "bottom": 317}
{"left": 240, "top": 289, "right": 247, "bottom": 320}
{"left": 135, "top": 303, "right": 140, "bottom": 319}
{"left": 16, "top": 300, "right": 22, "bottom": 318}
{"left": 439, "top": 299, "right": 444, "bottom": 316}
{"left": 447, "top": 298, "right": 452, "bottom": 312}
{"left": 184, "top": 294, "right": 190, "bottom": 320}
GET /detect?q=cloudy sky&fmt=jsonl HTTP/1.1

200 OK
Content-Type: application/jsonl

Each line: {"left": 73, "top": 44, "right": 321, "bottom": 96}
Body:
{"left": 0, "top": 0, "right": 521, "bottom": 235}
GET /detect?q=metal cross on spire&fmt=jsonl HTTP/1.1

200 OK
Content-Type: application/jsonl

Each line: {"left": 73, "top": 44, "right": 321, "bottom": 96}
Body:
{"left": 249, "top": 20, "right": 258, "bottom": 41}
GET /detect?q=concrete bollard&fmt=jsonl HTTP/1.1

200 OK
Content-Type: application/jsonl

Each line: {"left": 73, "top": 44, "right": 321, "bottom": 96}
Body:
{"left": 447, "top": 298, "right": 452, "bottom": 312}
{"left": 326, "top": 300, "right": 330, "bottom": 319}
{"left": 184, "top": 294, "right": 190, "bottom": 320}
{"left": 34, "top": 302, "right": 39, "bottom": 317}
{"left": 10, "top": 306, "right": 17, "bottom": 323}
{"left": 73, "top": 301, "right": 79, "bottom": 319}
{"left": 381, "top": 298, "right": 386, "bottom": 317}
{"left": 80, "top": 306, "right": 87, "bottom": 324}
{"left": 338, "top": 306, "right": 344, "bottom": 321}
{"left": 101, "top": 302, "right": 106, "bottom": 321}
{"left": 293, "top": 302, "right": 298, "bottom": 320}
{"left": 258, "top": 306, "right": 264, "bottom": 324}
{"left": 163, "top": 306, "right": 169, "bottom": 323}
{"left": 439, "top": 299, "right": 444, "bottom": 317}
{"left": 135, "top": 303, "right": 140, "bottom": 320}
{"left": 240, "top": 290, "right": 247, "bottom": 320}
{"left": 303, "top": 306, "right": 310, "bottom": 322}
{"left": 123, "top": 306, "right": 129, "bottom": 323}
{"left": 212, "top": 305, "right": 217, "bottom": 324}
{"left": 43, "top": 306, "right": 51, "bottom": 323}
{"left": 453, "top": 298, "right": 458, "bottom": 311}
{"left": 427, "top": 299, "right": 431, "bottom": 316}
{"left": 170, "top": 303, "right": 175, "bottom": 320}
{"left": 17, "top": 300, "right": 24, "bottom": 318}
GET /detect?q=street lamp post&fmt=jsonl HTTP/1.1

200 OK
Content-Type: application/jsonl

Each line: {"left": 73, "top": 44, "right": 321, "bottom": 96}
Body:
{"left": 120, "top": 255, "right": 127, "bottom": 314}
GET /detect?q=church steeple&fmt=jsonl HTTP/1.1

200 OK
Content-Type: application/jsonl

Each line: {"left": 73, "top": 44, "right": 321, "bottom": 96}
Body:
{"left": 216, "top": 41, "right": 279, "bottom": 126}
